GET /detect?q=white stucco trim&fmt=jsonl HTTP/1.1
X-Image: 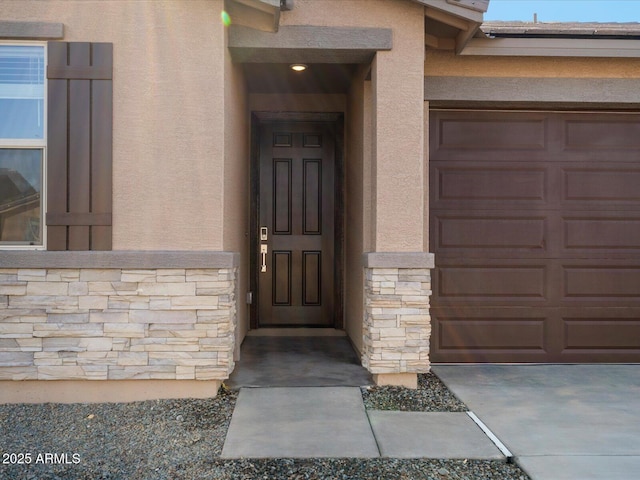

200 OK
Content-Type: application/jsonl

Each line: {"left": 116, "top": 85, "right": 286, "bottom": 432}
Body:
{"left": 461, "top": 37, "right": 640, "bottom": 57}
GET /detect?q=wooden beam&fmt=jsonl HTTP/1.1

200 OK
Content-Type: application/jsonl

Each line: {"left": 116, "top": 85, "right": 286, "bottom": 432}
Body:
{"left": 425, "top": 33, "right": 439, "bottom": 49}
{"left": 455, "top": 23, "right": 481, "bottom": 53}
{"left": 425, "top": 33, "right": 456, "bottom": 50}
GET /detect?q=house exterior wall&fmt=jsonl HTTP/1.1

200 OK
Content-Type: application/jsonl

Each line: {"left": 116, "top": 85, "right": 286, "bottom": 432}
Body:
{"left": 6, "top": 0, "right": 637, "bottom": 396}
{"left": 2, "top": 0, "right": 229, "bottom": 250}
{"left": 5, "top": 0, "right": 420, "bottom": 395}
{"left": 1, "top": 1, "right": 243, "bottom": 400}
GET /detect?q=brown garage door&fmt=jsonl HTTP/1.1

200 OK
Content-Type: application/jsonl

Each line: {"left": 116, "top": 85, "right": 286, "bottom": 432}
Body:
{"left": 430, "top": 110, "right": 640, "bottom": 363}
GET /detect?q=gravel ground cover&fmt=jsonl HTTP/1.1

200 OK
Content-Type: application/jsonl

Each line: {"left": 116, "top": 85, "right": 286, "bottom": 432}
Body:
{"left": 362, "top": 372, "right": 468, "bottom": 412}
{"left": 0, "top": 389, "right": 237, "bottom": 480}
{"left": 1, "top": 375, "right": 530, "bottom": 480}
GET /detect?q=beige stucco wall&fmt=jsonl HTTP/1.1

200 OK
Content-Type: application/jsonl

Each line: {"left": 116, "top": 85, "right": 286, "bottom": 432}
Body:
{"left": 1, "top": 380, "right": 222, "bottom": 404}
{"left": 223, "top": 48, "right": 250, "bottom": 352}
{"left": 249, "top": 94, "right": 347, "bottom": 113}
{"left": 423, "top": 100, "right": 430, "bottom": 252}
{"left": 345, "top": 67, "right": 374, "bottom": 353}
{"left": 282, "top": 0, "right": 426, "bottom": 252}
{"left": 426, "top": 49, "right": 640, "bottom": 78}
{"left": 4, "top": 0, "right": 228, "bottom": 250}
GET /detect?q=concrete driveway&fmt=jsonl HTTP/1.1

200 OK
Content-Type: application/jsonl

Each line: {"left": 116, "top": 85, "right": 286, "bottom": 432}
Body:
{"left": 433, "top": 365, "right": 640, "bottom": 480}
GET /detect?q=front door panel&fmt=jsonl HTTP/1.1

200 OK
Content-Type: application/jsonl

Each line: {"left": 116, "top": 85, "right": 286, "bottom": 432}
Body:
{"left": 258, "top": 122, "right": 335, "bottom": 326}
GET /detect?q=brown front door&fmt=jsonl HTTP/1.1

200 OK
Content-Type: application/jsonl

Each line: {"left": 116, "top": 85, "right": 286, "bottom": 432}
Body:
{"left": 256, "top": 121, "right": 336, "bottom": 327}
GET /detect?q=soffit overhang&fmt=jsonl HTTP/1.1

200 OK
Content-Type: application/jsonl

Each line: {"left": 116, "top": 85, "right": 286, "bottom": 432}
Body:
{"left": 225, "top": 0, "right": 282, "bottom": 33}
{"left": 414, "top": 0, "right": 488, "bottom": 53}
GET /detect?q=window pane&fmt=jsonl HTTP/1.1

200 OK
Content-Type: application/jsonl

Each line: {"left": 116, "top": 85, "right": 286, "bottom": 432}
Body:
{"left": 0, "top": 149, "right": 42, "bottom": 245}
{"left": 0, "top": 46, "right": 45, "bottom": 139}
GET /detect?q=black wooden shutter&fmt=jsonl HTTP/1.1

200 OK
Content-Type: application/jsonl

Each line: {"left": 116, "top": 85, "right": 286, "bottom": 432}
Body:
{"left": 46, "top": 42, "right": 113, "bottom": 250}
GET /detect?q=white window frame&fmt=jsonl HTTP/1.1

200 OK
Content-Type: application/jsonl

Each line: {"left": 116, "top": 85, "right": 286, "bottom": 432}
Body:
{"left": 0, "top": 41, "right": 47, "bottom": 250}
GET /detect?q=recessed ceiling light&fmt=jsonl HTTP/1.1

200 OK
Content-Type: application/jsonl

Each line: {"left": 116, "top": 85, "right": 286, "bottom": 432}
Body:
{"left": 290, "top": 64, "right": 307, "bottom": 72}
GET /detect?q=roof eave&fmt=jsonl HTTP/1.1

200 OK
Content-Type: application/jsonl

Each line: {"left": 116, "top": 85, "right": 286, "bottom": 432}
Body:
{"left": 460, "top": 36, "right": 640, "bottom": 58}
{"left": 420, "top": 1, "right": 487, "bottom": 53}
{"left": 480, "top": 21, "right": 640, "bottom": 39}
{"left": 413, "top": 0, "right": 488, "bottom": 23}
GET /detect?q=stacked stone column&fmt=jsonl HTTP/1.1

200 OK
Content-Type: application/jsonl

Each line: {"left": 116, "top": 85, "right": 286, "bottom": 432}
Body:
{"left": 362, "top": 253, "right": 434, "bottom": 387}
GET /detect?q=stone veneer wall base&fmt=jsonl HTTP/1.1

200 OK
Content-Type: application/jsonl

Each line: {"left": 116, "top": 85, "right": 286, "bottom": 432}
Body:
{"left": 0, "top": 252, "right": 238, "bottom": 402}
{"left": 362, "top": 252, "right": 435, "bottom": 388}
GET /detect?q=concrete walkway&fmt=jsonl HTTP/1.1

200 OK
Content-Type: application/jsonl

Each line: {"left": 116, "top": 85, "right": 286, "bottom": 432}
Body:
{"left": 227, "top": 336, "right": 373, "bottom": 388}
{"left": 222, "top": 386, "right": 503, "bottom": 459}
{"left": 433, "top": 365, "right": 640, "bottom": 480}
{"left": 222, "top": 364, "right": 640, "bottom": 479}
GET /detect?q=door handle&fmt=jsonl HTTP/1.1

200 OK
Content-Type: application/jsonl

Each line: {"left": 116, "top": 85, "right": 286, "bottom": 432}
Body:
{"left": 260, "top": 244, "right": 267, "bottom": 272}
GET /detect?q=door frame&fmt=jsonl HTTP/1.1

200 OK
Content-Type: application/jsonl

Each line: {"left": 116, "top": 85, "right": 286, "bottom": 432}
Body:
{"left": 249, "top": 112, "right": 345, "bottom": 329}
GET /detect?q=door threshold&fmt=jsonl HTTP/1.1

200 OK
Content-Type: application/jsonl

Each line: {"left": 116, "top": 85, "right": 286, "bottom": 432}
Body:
{"left": 247, "top": 328, "right": 347, "bottom": 337}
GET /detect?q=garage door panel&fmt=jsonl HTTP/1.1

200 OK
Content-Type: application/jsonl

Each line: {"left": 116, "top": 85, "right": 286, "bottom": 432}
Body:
{"left": 432, "top": 165, "right": 548, "bottom": 205}
{"left": 432, "top": 112, "right": 550, "bottom": 160}
{"left": 563, "top": 264, "right": 640, "bottom": 303}
{"left": 436, "top": 263, "right": 548, "bottom": 302}
{"left": 563, "top": 216, "right": 640, "bottom": 253}
{"left": 559, "top": 308, "right": 640, "bottom": 361}
{"left": 562, "top": 117, "right": 640, "bottom": 152}
{"left": 439, "top": 319, "right": 546, "bottom": 349}
{"left": 563, "top": 317, "right": 640, "bottom": 350}
{"left": 563, "top": 168, "right": 640, "bottom": 205}
{"left": 431, "top": 307, "right": 554, "bottom": 362}
{"left": 437, "top": 117, "right": 547, "bottom": 150}
{"left": 433, "top": 212, "right": 549, "bottom": 257}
